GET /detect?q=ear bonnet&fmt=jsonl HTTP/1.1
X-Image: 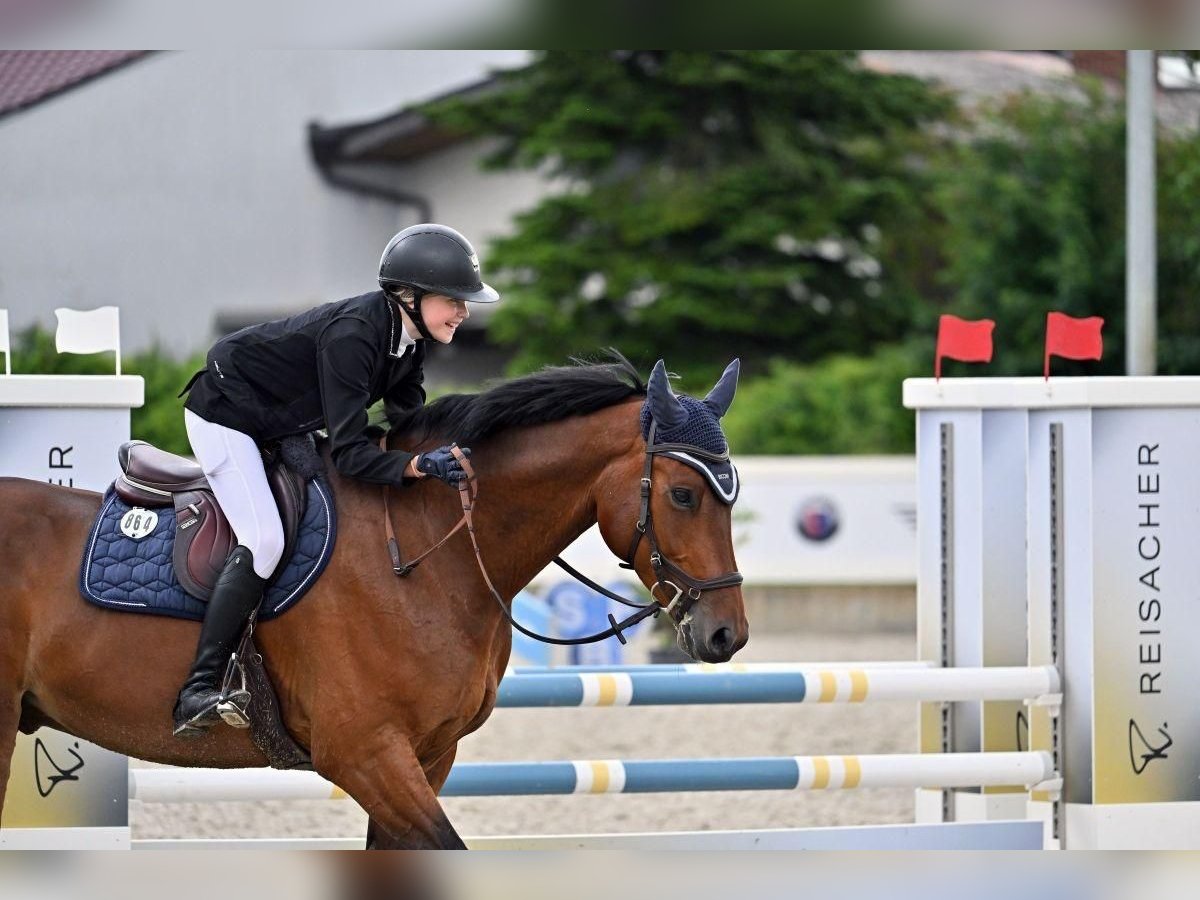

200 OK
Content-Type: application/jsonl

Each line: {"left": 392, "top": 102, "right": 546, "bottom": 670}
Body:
{"left": 640, "top": 359, "right": 740, "bottom": 504}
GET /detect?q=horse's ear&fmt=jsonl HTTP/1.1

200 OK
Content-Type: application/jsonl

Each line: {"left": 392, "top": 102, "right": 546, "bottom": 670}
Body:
{"left": 647, "top": 359, "right": 688, "bottom": 431}
{"left": 703, "top": 358, "right": 741, "bottom": 418}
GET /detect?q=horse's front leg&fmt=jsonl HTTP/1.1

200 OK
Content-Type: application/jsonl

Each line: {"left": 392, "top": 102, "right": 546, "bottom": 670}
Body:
{"left": 315, "top": 727, "right": 465, "bottom": 850}
{"left": 0, "top": 691, "right": 21, "bottom": 826}
{"left": 364, "top": 744, "right": 460, "bottom": 850}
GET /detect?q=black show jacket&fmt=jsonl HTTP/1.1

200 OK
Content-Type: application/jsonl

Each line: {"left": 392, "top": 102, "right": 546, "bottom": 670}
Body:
{"left": 183, "top": 291, "right": 425, "bottom": 486}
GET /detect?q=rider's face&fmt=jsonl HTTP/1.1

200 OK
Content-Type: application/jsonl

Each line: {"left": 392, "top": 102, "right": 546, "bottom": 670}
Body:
{"left": 421, "top": 294, "right": 470, "bottom": 344}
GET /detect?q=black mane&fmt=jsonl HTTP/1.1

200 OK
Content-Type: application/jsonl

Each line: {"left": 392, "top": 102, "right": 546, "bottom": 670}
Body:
{"left": 388, "top": 350, "right": 647, "bottom": 445}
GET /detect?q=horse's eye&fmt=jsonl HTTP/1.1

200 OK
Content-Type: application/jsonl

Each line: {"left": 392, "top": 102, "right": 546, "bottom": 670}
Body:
{"left": 670, "top": 488, "right": 695, "bottom": 507}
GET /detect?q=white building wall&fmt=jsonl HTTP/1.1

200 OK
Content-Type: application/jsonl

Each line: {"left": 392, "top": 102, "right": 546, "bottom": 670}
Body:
{"left": 0, "top": 50, "right": 532, "bottom": 354}
{"left": 378, "top": 138, "right": 562, "bottom": 330}
{"left": 388, "top": 138, "right": 555, "bottom": 252}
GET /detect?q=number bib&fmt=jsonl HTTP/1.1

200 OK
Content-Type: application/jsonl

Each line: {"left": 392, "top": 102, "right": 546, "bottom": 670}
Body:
{"left": 118, "top": 507, "right": 159, "bottom": 540}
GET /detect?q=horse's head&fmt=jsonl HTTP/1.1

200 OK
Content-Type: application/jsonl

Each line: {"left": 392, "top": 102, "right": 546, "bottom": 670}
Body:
{"left": 597, "top": 359, "right": 749, "bottom": 663}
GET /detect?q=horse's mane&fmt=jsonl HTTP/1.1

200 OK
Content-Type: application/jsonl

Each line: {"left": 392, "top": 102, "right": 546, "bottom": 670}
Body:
{"left": 389, "top": 349, "right": 647, "bottom": 445}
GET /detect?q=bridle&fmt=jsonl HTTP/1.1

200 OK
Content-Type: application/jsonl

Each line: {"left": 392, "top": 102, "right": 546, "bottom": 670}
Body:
{"left": 620, "top": 421, "right": 744, "bottom": 617}
{"left": 380, "top": 424, "right": 744, "bottom": 646}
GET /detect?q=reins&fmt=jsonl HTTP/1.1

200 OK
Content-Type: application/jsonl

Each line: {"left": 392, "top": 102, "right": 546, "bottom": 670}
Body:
{"left": 380, "top": 446, "right": 474, "bottom": 577}
{"left": 379, "top": 427, "right": 742, "bottom": 647}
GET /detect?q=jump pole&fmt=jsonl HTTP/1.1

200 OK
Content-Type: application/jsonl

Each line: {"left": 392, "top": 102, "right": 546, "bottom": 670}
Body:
{"left": 506, "top": 661, "right": 935, "bottom": 675}
{"left": 494, "top": 666, "right": 1059, "bottom": 707}
{"left": 131, "top": 821, "right": 1046, "bottom": 851}
{"left": 129, "top": 751, "right": 1056, "bottom": 803}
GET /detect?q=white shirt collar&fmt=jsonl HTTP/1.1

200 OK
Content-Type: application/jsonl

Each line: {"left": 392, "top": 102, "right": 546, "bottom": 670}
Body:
{"left": 387, "top": 298, "right": 418, "bottom": 358}
{"left": 398, "top": 320, "right": 416, "bottom": 353}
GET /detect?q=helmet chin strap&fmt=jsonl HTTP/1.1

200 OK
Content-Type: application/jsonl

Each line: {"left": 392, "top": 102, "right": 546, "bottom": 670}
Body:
{"left": 396, "top": 289, "right": 436, "bottom": 341}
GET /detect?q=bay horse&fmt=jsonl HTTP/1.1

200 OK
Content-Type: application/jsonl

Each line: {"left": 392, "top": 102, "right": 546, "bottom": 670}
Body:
{"left": 0, "top": 355, "right": 748, "bottom": 848}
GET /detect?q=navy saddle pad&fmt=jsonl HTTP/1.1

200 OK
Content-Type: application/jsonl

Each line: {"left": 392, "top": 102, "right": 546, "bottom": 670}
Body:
{"left": 79, "top": 477, "right": 336, "bottom": 622}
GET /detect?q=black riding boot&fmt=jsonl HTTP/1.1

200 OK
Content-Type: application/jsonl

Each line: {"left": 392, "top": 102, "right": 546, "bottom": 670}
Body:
{"left": 172, "top": 545, "right": 267, "bottom": 738}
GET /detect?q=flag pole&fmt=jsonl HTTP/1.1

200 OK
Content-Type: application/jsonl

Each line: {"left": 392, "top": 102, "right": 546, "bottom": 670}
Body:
{"left": 1044, "top": 327, "right": 1051, "bottom": 381}
{"left": 1127, "top": 50, "right": 1157, "bottom": 375}
{"left": 0, "top": 309, "right": 8, "bottom": 376}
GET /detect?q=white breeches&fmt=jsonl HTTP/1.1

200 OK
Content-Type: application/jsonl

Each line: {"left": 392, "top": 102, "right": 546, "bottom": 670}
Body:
{"left": 184, "top": 409, "right": 285, "bottom": 579}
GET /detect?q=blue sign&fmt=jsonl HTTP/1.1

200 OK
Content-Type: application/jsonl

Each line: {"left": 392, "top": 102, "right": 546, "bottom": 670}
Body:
{"left": 510, "top": 591, "right": 553, "bottom": 666}
{"left": 544, "top": 579, "right": 653, "bottom": 665}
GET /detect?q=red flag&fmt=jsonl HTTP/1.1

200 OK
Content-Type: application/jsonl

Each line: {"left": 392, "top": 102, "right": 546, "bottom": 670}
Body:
{"left": 935, "top": 314, "right": 995, "bottom": 379}
{"left": 1044, "top": 312, "right": 1104, "bottom": 378}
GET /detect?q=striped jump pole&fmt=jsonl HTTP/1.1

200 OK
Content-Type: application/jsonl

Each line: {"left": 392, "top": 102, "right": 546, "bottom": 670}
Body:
{"left": 128, "top": 752, "right": 1056, "bottom": 804}
{"left": 507, "top": 661, "right": 935, "bottom": 676}
{"left": 495, "top": 666, "right": 1060, "bottom": 708}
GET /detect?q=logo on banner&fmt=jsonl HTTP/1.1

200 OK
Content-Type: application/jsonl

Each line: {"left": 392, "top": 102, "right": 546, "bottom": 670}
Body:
{"left": 119, "top": 508, "right": 158, "bottom": 540}
{"left": 1129, "top": 719, "right": 1173, "bottom": 774}
{"left": 34, "top": 738, "right": 85, "bottom": 798}
{"left": 796, "top": 497, "right": 839, "bottom": 542}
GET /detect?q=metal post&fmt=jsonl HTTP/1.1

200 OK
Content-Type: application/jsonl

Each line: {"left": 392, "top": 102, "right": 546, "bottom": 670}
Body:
{"left": 1126, "top": 50, "right": 1157, "bottom": 375}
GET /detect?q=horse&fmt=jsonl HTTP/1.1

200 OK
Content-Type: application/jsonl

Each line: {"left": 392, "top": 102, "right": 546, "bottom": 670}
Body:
{"left": 0, "top": 354, "right": 748, "bottom": 848}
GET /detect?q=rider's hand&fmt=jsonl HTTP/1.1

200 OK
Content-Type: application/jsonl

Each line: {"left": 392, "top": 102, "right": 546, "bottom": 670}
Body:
{"left": 414, "top": 445, "right": 471, "bottom": 485}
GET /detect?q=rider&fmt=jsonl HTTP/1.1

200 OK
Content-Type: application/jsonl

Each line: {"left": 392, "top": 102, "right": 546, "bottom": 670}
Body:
{"left": 173, "top": 223, "right": 499, "bottom": 737}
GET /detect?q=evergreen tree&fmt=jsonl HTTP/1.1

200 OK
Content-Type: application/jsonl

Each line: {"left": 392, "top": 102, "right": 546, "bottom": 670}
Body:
{"left": 427, "top": 51, "right": 956, "bottom": 383}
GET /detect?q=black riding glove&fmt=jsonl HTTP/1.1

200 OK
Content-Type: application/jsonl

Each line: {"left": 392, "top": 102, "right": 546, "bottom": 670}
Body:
{"left": 416, "top": 445, "right": 471, "bottom": 485}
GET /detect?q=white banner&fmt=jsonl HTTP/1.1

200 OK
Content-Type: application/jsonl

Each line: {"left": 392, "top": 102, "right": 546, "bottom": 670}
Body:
{"left": 533, "top": 456, "right": 917, "bottom": 588}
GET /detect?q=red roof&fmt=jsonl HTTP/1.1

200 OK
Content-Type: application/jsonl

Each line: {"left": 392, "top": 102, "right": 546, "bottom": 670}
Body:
{"left": 0, "top": 51, "right": 150, "bottom": 120}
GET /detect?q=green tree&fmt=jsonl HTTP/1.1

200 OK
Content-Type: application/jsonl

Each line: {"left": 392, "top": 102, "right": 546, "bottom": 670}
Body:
{"left": 935, "top": 83, "right": 1200, "bottom": 376}
{"left": 428, "top": 51, "right": 956, "bottom": 383}
{"left": 721, "top": 342, "right": 925, "bottom": 454}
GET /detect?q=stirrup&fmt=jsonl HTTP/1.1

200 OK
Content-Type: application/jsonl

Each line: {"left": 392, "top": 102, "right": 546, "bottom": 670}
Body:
{"left": 216, "top": 692, "right": 251, "bottom": 728}
{"left": 216, "top": 649, "right": 252, "bottom": 729}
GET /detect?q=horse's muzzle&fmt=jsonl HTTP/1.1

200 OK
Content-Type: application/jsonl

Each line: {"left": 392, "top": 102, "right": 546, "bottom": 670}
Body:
{"left": 678, "top": 615, "right": 748, "bottom": 664}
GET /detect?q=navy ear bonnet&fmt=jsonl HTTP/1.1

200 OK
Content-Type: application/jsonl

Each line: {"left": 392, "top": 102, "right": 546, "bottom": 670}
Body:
{"left": 640, "top": 359, "right": 740, "bottom": 505}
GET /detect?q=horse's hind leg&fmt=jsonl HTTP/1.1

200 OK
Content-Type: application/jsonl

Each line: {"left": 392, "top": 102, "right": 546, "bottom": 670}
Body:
{"left": 316, "top": 731, "right": 465, "bottom": 850}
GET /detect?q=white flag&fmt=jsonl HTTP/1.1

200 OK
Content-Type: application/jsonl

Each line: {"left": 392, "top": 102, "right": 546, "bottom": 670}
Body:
{"left": 55, "top": 306, "right": 120, "bottom": 353}
{"left": 55, "top": 306, "right": 122, "bottom": 374}
{"left": 0, "top": 308, "right": 9, "bottom": 375}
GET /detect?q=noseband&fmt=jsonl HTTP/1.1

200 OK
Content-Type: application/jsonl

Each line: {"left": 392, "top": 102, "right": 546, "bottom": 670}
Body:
{"left": 380, "top": 425, "right": 743, "bottom": 646}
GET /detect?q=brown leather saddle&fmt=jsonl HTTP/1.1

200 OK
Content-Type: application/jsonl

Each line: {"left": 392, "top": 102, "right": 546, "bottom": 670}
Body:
{"left": 114, "top": 440, "right": 308, "bottom": 599}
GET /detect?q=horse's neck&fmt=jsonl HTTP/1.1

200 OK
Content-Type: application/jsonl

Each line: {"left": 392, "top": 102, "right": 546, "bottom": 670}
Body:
{"left": 465, "top": 406, "right": 636, "bottom": 603}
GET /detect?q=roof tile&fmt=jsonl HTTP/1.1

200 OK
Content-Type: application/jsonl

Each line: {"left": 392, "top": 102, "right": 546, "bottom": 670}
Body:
{"left": 0, "top": 50, "right": 150, "bottom": 120}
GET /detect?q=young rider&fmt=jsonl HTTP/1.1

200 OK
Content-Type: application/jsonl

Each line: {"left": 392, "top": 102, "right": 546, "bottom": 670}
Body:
{"left": 173, "top": 223, "right": 499, "bottom": 737}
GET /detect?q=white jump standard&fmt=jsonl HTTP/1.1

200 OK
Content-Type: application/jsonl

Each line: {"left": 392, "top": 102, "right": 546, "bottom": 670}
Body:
{"left": 905, "top": 375, "right": 1200, "bottom": 850}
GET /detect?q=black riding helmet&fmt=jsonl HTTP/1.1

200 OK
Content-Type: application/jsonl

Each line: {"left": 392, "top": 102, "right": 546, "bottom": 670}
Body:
{"left": 378, "top": 223, "right": 499, "bottom": 304}
{"left": 378, "top": 224, "right": 498, "bottom": 341}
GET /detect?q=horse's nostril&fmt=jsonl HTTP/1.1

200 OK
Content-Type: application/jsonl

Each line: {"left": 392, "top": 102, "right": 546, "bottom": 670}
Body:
{"left": 710, "top": 627, "right": 733, "bottom": 654}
